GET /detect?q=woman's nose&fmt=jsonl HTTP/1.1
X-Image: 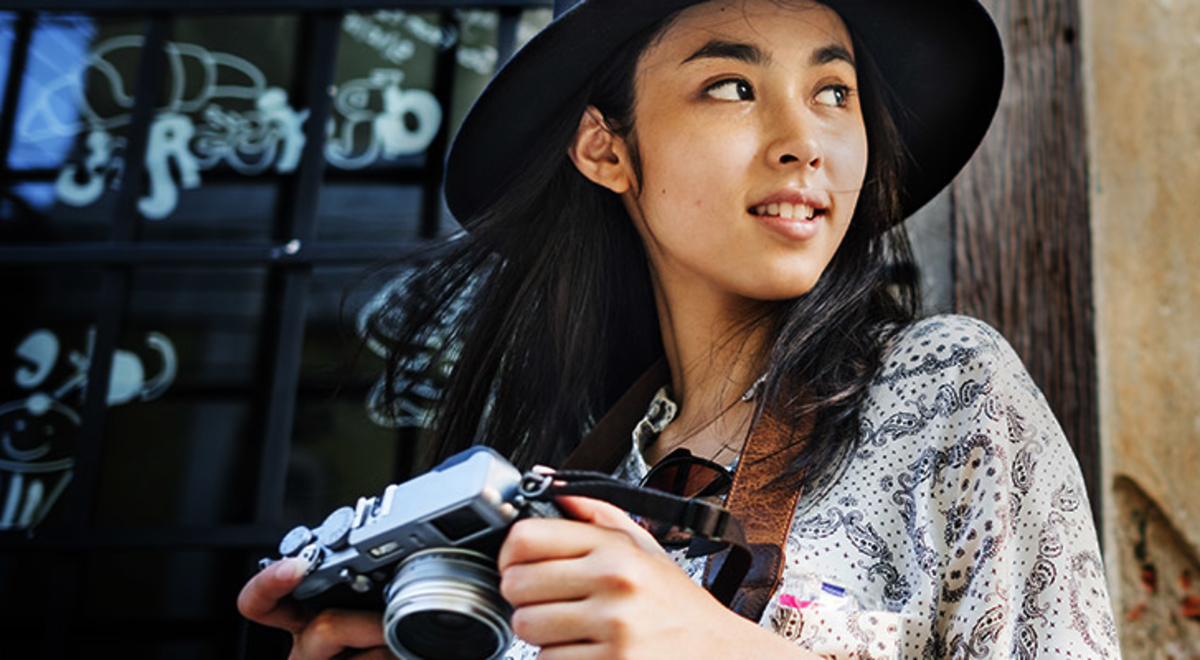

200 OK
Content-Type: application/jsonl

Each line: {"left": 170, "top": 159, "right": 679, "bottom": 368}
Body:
{"left": 764, "top": 104, "right": 822, "bottom": 170}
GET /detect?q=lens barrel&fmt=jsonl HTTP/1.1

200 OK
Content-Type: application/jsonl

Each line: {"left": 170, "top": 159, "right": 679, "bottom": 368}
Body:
{"left": 383, "top": 548, "right": 512, "bottom": 660}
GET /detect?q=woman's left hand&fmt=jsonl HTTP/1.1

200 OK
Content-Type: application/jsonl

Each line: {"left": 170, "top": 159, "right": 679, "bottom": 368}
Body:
{"left": 496, "top": 496, "right": 814, "bottom": 659}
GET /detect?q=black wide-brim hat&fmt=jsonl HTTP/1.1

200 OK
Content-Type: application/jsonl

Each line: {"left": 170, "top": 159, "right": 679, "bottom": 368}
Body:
{"left": 445, "top": 0, "right": 1004, "bottom": 224}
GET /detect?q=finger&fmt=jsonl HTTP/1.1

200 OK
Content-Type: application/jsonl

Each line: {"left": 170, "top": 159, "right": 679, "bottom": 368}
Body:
{"left": 497, "top": 517, "right": 630, "bottom": 571}
{"left": 509, "top": 600, "right": 602, "bottom": 648}
{"left": 554, "top": 495, "right": 665, "bottom": 554}
{"left": 291, "top": 609, "right": 386, "bottom": 660}
{"left": 335, "top": 650, "right": 392, "bottom": 660}
{"left": 500, "top": 557, "right": 593, "bottom": 606}
{"left": 237, "top": 557, "right": 313, "bottom": 633}
{"left": 536, "top": 643, "right": 609, "bottom": 660}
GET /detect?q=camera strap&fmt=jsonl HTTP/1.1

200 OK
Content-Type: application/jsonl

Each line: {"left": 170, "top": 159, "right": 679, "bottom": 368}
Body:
{"left": 701, "top": 410, "right": 808, "bottom": 620}
{"left": 518, "top": 469, "right": 752, "bottom": 608}
{"left": 560, "top": 358, "right": 809, "bottom": 622}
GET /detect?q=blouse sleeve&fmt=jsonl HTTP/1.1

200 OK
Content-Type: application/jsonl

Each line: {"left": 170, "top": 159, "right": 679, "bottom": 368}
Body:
{"left": 764, "top": 316, "right": 1120, "bottom": 659}
{"left": 920, "top": 319, "right": 1119, "bottom": 658}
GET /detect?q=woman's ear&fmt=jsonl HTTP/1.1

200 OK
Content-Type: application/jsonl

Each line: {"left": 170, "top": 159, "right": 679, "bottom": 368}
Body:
{"left": 568, "top": 107, "right": 634, "bottom": 195}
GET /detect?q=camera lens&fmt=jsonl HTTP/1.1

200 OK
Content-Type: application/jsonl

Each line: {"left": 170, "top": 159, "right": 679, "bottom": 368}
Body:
{"left": 393, "top": 610, "right": 502, "bottom": 659}
{"left": 383, "top": 549, "right": 512, "bottom": 660}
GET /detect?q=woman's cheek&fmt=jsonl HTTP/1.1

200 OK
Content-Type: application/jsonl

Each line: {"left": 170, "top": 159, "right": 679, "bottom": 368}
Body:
{"left": 825, "top": 127, "right": 869, "bottom": 192}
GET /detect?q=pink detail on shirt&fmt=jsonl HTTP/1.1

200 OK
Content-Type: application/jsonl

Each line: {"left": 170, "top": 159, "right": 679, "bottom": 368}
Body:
{"left": 779, "top": 594, "right": 814, "bottom": 609}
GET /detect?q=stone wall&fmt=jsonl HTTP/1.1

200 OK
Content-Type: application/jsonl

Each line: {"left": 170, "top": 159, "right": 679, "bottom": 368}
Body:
{"left": 1083, "top": 0, "right": 1200, "bottom": 655}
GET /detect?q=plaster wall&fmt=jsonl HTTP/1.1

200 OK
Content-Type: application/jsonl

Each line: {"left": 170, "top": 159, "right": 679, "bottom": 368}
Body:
{"left": 1083, "top": 0, "right": 1200, "bottom": 654}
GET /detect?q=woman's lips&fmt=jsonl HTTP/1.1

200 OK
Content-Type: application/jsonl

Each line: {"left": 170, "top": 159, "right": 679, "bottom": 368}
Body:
{"left": 753, "top": 209, "right": 822, "bottom": 241}
{"left": 748, "top": 197, "right": 828, "bottom": 241}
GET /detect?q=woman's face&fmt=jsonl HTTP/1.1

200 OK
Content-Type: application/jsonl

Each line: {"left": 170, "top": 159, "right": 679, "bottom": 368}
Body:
{"left": 618, "top": 0, "right": 867, "bottom": 306}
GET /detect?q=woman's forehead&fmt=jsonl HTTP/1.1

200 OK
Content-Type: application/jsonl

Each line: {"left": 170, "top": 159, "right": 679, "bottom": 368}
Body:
{"left": 642, "top": 0, "right": 853, "bottom": 65}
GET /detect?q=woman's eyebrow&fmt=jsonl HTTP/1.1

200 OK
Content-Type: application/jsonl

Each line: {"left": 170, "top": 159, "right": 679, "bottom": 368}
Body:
{"left": 681, "top": 40, "right": 769, "bottom": 66}
{"left": 813, "top": 43, "right": 855, "bottom": 68}
{"left": 680, "top": 39, "right": 856, "bottom": 69}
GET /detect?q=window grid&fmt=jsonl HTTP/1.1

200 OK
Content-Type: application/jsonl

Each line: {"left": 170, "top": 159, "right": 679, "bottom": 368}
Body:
{"left": 0, "top": 3, "right": 549, "bottom": 657}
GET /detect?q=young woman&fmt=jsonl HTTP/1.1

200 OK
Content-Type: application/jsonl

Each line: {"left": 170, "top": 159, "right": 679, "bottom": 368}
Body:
{"left": 240, "top": 0, "right": 1120, "bottom": 658}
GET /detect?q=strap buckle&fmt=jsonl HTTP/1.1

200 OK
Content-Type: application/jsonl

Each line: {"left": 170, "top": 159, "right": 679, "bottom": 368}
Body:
{"left": 683, "top": 499, "right": 730, "bottom": 539}
{"left": 517, "top": 465, "right": 556, "bottom": 502}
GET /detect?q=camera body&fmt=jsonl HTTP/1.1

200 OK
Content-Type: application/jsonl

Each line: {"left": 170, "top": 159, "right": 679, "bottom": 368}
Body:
{"left": 265, "top": 446, "right": 558, "bottom": 659}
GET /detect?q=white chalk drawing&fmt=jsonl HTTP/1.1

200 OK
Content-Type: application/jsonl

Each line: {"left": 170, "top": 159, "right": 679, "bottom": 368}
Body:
{"left": 341, "top": 10, "right": 504, "bottom": 80}
{"left": 22, "top": 28, "right": 443, "bottom": 220}
{"left": 356, "top": 270, "right": 473, "bottom": 429}
{"left": 326, "top": 69, "right": 442, "bottom": 169}
{"left": 0, "top": 328, "right": 177, "bottom": 530}
{"left": 342, "top": 12, "right": 418, "bottom": 65}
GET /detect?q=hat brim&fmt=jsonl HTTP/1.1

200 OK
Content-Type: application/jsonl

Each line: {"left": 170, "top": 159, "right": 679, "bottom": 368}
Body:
{"left": 445, "top": 0, "right": 1004, "bottom": 224}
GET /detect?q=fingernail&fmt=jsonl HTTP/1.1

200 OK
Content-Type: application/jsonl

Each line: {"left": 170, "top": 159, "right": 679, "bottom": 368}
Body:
{"left": 281, "top": 555, "right": 314, "bottom": 581}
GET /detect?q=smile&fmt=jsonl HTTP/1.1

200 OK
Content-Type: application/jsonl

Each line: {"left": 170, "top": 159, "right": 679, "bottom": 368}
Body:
{"left": 749, "top": 202, "right": 823, "bottom": 221}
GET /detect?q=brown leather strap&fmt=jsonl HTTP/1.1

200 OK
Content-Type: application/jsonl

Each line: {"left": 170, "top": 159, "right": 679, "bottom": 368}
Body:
{"left": 705, "top": 410, "right": 808, "bottom": 621}
{"left": 562, "top": 358, "right": 669, "bottom": 471}
{"left": 562, "top": 360, "right": 807, "bottom": 622}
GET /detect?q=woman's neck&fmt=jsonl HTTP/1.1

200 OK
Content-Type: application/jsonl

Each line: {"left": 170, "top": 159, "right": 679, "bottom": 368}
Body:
{"left": 646, "top": 281, "right": 771, "bottom": 465}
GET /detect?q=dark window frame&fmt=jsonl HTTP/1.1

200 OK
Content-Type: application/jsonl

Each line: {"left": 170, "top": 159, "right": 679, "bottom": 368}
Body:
{"left": 0, "top": 3, "right": 548, "bottom": 657}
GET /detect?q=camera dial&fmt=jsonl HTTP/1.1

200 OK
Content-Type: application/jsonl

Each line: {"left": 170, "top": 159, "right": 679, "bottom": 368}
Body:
{"left": 278, "top": 525, "right": 314, "bottom": 556}
{"left": 315, "top": 506, "right": 355, "bottom": 549}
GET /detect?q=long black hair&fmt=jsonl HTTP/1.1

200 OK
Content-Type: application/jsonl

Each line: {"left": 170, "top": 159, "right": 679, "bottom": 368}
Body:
{"left": 366, "top": 9, "right": 918, "bottom": 491}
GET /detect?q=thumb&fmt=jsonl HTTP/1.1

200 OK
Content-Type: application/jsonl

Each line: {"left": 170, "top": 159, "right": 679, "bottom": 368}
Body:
{"left": 554, "top": 495, "right": 666, "bottom": 556}
{"left": 237, "top": 557, "right": 313, "bottom": 634}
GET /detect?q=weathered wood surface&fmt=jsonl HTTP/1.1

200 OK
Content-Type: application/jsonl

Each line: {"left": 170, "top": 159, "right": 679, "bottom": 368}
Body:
{"left": 951, "top": 0, "right": 1099, "bottom": 529}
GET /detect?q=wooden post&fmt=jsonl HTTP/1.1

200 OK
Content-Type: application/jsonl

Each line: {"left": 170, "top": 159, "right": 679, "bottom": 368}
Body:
{"left": 951, "top": 0, "right": 1100, "bottom": 533}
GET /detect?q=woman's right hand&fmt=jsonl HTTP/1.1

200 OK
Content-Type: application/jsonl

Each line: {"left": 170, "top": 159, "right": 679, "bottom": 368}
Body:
{"left": 237, "top": 557, "right": 389, "bottom": 660}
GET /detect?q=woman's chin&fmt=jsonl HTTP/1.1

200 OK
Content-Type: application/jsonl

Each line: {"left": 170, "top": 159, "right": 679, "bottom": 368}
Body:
{"left": 735, "top": 278, "right": 822, "bottom": 303}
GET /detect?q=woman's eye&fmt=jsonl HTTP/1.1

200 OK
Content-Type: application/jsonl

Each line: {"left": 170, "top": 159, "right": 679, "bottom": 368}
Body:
{"left": 705, "top": 79, "right": 754, "bottom": 101}
{"left": 814, "top": 85, "right": 852, "bottom": 107}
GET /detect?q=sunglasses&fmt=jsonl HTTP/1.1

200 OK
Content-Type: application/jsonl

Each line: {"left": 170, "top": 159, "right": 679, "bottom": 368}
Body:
{"left": 637, "top": 448, "right": 734, "bottom": 550}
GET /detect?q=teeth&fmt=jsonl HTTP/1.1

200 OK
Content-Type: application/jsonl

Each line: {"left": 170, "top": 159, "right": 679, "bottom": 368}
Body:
{"left": 753, "top": 202, "right": 816, "bottom": 219}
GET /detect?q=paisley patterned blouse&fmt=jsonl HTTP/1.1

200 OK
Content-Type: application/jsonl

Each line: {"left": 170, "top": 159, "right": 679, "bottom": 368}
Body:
{"left": 506, "top": 315, "right": 1120, "bottom": 659}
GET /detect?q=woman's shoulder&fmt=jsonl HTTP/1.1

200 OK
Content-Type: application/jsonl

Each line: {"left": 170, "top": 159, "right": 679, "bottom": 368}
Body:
{"left": 883, "top": 313, "right": 1011, "bottom": 364}
{"left": 891, "top": 312, "right": 1003, "bottom": 343}
{"left": 874, "top": 313, "right": 1033, "bottom": 394}
{"left": 855, "top": 313, "right": 1049, "bottom": 454}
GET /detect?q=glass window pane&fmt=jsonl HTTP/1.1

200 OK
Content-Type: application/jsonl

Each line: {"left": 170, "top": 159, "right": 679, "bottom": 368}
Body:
{"left": 138, "top": 14, "right": 300, "bottom": 239}
{"left": 5, "top": 15, "right": 303, "bottom": 240}
{"left": 7, "top": 14, "right": 105, "bottom": 173}
{"left": 97, "top": 267, "right": 269, "bottom": 528}
{"left": 136, "top": 181, "right": 277, "bottom": 243}
{"left": 3, "top": 14, "right": 124, "bottom": 242}
{"left": 0, "top": 265, "right": 106, "bottom": 531}
{"left": 447, "top": 8, "right": 551, "bottom": 135}
{"left": 286, "top": 266, "right": 406, "bottom": 522}
{"left": 314, "top": 9, "right": 550, "bottom": 243}
{"left": 313, "top": 181, "right": 427, "bottom": 242}
{"left": 316, "top": 11, "right": 445, "bottom": 243}
{"left": 0, "top": 12, "right": 16, "bottom": 110}
{"left": 331, "top": 11, "right": 443, "bottom": 173}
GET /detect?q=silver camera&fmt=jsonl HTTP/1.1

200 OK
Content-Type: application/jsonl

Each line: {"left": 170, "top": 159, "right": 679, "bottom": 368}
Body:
{"left": 264, "top": 446, "right": 560, "bottom": 660}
